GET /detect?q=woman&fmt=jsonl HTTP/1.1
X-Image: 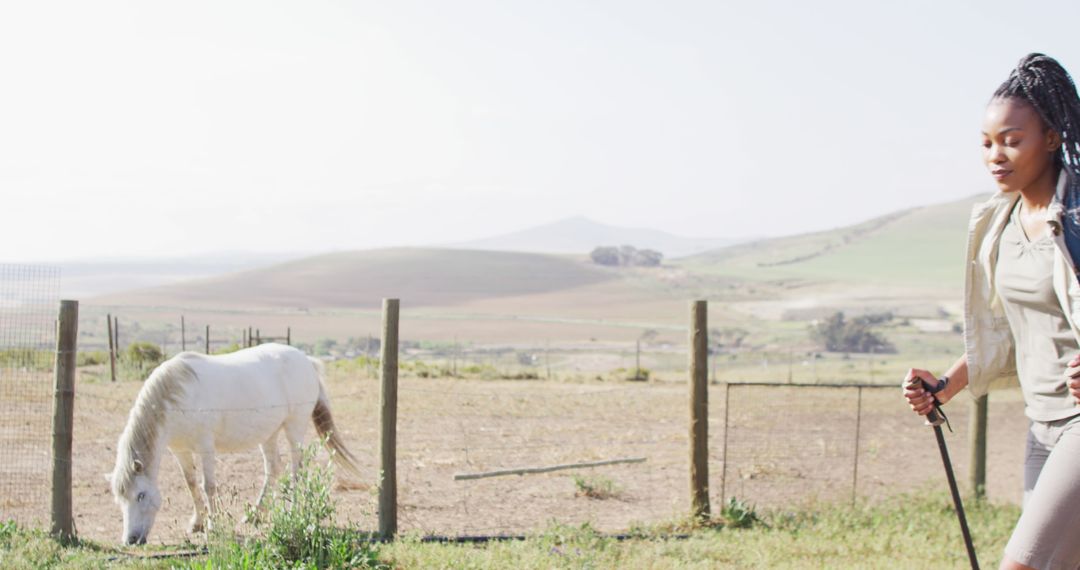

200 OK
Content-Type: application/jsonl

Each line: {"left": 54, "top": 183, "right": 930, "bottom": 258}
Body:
{"left": 904, "top": 53, "right": 1080, "bottom": 570}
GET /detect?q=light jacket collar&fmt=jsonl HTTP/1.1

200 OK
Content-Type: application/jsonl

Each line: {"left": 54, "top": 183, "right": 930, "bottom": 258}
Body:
{"left": 1047, "top": 169, "right": 1070, "bottom": 235}
{"left": 983, "top": 170, "right": 1069, "bottom": 235}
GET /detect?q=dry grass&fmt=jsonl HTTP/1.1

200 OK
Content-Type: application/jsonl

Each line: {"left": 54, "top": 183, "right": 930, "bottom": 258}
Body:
{"left": 0, "top": 364, "right": 1029, "bottom": 546}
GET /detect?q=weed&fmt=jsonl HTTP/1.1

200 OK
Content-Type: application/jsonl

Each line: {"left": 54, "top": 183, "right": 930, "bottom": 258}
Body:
{"left": 572, "top": 475, "right": 621, "bottom": 500}
{"left": 195, "top": 442, "right": 387, "bottom": 569}
{"left": 720, "top": 497, "right": 762, "bottom": 529}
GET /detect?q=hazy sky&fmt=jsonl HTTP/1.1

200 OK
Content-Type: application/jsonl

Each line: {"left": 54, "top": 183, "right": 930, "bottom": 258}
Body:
{"left": 3, "top": 1, "right": 1079, "bottom": 262}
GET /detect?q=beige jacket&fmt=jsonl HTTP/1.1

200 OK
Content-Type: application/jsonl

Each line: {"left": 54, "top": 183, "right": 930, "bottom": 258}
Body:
{"left": 965, "top": 173, "right": 1080, "bottom": 397}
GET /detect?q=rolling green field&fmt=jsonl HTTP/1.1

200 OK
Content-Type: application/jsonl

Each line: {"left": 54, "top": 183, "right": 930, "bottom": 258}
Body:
{"left": 678, "top": 193, "right": 983, "bottom": 289}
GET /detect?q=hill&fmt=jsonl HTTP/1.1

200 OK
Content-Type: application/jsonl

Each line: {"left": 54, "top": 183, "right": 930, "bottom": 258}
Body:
{"left": 59, "top": 252, "right": 309, "bottom": 299}
{"left": 681, "top": 194, "right": 988, "bottom": 290}
{"left": 454, "top": 216, "right": 740, "bottom": 258}
{"left": 93, "top": 196, "right": 989, "bottom": 323}
{"left": 95, "top": 248, "right": 621, "bottom": 310}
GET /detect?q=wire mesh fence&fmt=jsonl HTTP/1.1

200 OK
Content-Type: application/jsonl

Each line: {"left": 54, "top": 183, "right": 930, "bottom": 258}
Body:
{"left": 393, "top": 378, "right": 687, "bottom": 537}
{"left": 0, "top": 324, "right": 1029, "bottom": 544}
{"left": 715, "top": 383, "right": 1027, "bottom": 510}
{"left": 0, "top": 264, "right": 60, "bottom": 527}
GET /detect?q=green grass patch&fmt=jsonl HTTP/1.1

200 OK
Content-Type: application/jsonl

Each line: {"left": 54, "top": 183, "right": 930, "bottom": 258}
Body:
{"left": 572, "top": 475, "right": 622, "bottom": 500}
{"left": 0, "top": 492, "right": 1020, "bottom": 569}
{"left": 381, "top": 493, "right": 1019, "bottom": 569}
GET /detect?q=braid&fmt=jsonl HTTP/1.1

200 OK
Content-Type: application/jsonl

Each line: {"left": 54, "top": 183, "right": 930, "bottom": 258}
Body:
{"left": 993, "top": 53, "right": 1080, "bottom": 175}
{"left": 993, "top": 53, "right": 1080, "bottom": 238}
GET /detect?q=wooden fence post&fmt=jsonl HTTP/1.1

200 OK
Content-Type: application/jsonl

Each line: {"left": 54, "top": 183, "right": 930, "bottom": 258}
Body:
{"left": 970, "top": 395, "right": 988, "bottom": 498}
{"left": 378, "top": 298, "right": 400, "bottom": 539}
{"left": 852, "top": 386, "right": 863, "bottom": 505}
{"left": 689, "top": 300, "right": 710, "bottom": 520}
{"left": 205, "top": 325, "right": 210, "bottom": 354}
{"left": 286, "top": 327, "right": 291, "bottom": 346}
{"left": 181, "top": 316, "right": 186, "bottom": 351}
{"left": 113, "top": 316, "right": 119, "bottom": 352}
{"left": 51, "top": 300, "right": 78, "bottom": 542}
{"left": 720, "top": 381, "right": 730, "bottom": 503}
{"left": 635, "top": 339, "right": 641, "bottom": 380}
{"left": 545, "top": 339, "right": 551, "bottom": 381}
{"left": 106, "top": 313, "right": 116, "bottom": 382}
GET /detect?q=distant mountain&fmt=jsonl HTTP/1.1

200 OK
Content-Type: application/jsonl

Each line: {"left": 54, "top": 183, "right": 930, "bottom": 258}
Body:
{"left": 95, "top": 248, "right": 618, "bottom": 309}
{"left": 454, "top": 216, "right": 743, "bottom": 258}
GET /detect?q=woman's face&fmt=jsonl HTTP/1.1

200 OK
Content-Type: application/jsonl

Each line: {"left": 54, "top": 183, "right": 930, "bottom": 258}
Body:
{"left": 981, "top": 97, "right": 1060, "bottom": 193}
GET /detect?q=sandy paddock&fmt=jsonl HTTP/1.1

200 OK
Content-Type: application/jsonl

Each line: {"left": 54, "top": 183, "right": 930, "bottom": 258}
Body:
{"left": 1, "top": 368, "right": 1026, "bottom": 547}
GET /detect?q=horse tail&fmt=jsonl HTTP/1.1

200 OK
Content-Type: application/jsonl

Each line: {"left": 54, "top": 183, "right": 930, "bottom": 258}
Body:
{"left": 309, "top": 358, "right": 364, "bottom": 480}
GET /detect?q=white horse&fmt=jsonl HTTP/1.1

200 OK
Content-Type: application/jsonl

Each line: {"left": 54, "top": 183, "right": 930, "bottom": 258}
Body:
{"left": 108, "top": 343, "right": 362, "bottom": 545}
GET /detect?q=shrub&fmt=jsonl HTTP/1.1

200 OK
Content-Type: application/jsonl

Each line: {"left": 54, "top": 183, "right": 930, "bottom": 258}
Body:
{"left": 213, "top": 343, "right": 242, "bottom": 355}
{"left": 720, "top": 497, "right": 762, "bottom": 529}
{"left": 199, "top": 442, "right": 386, "bottom": 569}
{"left": 573, "top": 475, "right": 621, "bottom": 500}
{"left": 76, "top": 350, "right": 109, "bottom": 366}
{"left": 0, "top": 349, "right": 52, "bottom": 370}
{"left": 602, "top": 367, "right": 651, "bottom": 382}
{"left": 810, "top": 312, "right": 895, "bottom": 353}
{"left": 124, "top": 342, "right": 163, "bottom": 366}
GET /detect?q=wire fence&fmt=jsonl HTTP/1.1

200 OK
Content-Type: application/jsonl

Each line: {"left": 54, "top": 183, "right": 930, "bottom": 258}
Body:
{"left": 384, "top": 379, "right": 1027, "bottom": 538}
{"left": 0, "top": 264, "right": 60, "bottom": 527}
{"left": 392, "top": 378, "right": 685, "bottom": 537}
{"left": 718, "top": 383, "right": 1029, "bottom": 510}
{"left": 0, "top": 318, "right": 1029, "bottom": 544}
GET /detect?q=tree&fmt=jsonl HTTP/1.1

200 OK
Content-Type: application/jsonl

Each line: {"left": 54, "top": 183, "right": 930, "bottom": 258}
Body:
{"left": 632, "top": 249, "right": 663, "bottom": 267}
{"left": 589, "top": 245, "right": 664, "bottom": 267}
{"left": 810, "top": 312, "right": 895, "bottom": 353}
{"left": 710, "top": 327, "right": 749, "bottom": 353}
{"left": 590, "top": 246, "right": 621, "bottom": 266}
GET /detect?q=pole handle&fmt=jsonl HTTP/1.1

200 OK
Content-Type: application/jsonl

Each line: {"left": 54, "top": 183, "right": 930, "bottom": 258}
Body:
{"left": 907, "top": 377, "right": 945, "bottom": 427}
{"left": 925, "top": 405, "right": 945, "bottom": 427}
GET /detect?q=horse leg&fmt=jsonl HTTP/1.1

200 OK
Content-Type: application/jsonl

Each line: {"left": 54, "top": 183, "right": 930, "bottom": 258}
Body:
{"left": 174, "top": 450, "right": 207, "bottom": 534}
{"left": 247, "top": 430, "right": 282, "bottom": 522}
{"left": 283, "top": 419, "right": 306, "bottom": 480}
{"left": 200, "top": 450, "right": 218, "bottom": 527}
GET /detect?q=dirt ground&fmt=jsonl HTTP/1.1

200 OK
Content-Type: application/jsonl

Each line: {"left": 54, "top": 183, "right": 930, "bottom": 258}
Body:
{"left": 0, "top": 369, "right": 1027, "bottom": 547}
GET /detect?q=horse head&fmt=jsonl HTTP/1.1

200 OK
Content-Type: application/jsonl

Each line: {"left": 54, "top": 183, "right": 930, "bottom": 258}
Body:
{"left": 109, "top": 458, "right": 162, "bottom": 545}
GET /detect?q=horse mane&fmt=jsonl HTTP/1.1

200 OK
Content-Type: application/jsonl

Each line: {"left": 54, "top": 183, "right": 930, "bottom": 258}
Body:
{"left": 111, "top": 355, "right": 197, "bottom": 496}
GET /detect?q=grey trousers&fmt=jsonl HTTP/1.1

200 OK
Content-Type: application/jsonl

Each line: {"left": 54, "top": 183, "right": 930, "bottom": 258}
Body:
{"left": 1005, "top": 414, "right": 1080, "bottom": 570}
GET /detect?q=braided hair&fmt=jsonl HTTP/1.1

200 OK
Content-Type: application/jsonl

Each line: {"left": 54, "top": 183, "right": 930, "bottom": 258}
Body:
{"left": 994, "top": 54, "right": 1080, "bottom": 233}
{"left": 994, "top": 53, "right": 1080, "bottom": 180}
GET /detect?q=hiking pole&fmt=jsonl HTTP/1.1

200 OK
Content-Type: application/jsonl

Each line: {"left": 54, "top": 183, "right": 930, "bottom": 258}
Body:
{"left": 909, "top": 377, "right": 979, "bottom": 570}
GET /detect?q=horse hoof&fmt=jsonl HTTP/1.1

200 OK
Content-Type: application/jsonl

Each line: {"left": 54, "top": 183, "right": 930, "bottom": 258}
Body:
{"left": 188, "top": 520, "right": 205, "bottom": 534}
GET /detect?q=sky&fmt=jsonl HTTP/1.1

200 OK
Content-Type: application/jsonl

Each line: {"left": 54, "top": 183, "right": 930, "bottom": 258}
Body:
{"left": 3, "top": 0, "right": 1080, "bottom": 262}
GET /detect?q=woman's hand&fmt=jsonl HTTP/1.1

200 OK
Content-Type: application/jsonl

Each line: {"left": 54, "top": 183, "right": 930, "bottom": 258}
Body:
{"left": 903, "top": 368, "right": 940, "bottom": 416}
{"left": 1066, "top": 355, "right": 1080, "bottom": 405}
